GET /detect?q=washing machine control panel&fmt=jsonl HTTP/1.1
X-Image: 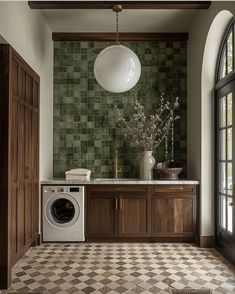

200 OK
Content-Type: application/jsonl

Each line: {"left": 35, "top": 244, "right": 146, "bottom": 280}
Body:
{"left": 43, "top": 186, "right": 82, "bottom": 193}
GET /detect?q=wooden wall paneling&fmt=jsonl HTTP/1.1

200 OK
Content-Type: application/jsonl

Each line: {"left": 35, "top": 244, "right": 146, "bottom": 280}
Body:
{"left": 0, "top": 45, "right": 40, "bottom": 289}
{"left": 0, "top": 45, "right": 11, "bottom": 289}
{"left": 32, "top": 78, "right": 39, "bottom": 241}
{"left": 11, "top": 187, "right": 18, "bottom": 265}
{"left": 10, "top": 66, "right": 19, "bottom": 265}
{"left": 19, "top": 67, "right": 26, "bottom": 101}
{"left": 17, "top": 101, "right": 26, "bottom": 252}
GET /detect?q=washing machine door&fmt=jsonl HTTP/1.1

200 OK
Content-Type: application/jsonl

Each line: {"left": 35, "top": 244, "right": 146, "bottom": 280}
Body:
{"left": 45, "top": 193, "right": 80, "bottom": 228}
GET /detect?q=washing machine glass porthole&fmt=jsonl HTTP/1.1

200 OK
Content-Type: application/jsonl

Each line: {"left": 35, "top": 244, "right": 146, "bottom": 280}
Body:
{"left": 51, "top": 198, "right": 75, "bottom": 224}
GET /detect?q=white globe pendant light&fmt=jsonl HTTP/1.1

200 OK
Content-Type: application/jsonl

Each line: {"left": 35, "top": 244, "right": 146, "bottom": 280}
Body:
{"left": 94, "top": 5, "right": 141, "bottom": 93}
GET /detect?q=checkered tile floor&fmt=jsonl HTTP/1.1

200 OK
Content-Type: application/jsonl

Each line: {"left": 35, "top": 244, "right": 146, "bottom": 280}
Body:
{"left": 1, "top": 243, "right": 235, "bottom": 294}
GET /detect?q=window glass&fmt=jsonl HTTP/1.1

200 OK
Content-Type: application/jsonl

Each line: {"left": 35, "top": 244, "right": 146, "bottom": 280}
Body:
{"left": 227, "top": 93, "right": 232, "bottom": 126}
{"left": 219, "top": 129, "right": 226, "bottom": 160}
{"left": 218, "top": 24, "right": 234, "bottom": 80}
{"left": 220, "top": 96, "right": 226, "bottom": 128}
{"left": 227, "top": 197, "right": 233, "bottom": 233}
{"left": 220, "top": 47, "right": 227, "bottom": 80}
{"left": 227, "top": 31, "right": 233, "bottom": 74}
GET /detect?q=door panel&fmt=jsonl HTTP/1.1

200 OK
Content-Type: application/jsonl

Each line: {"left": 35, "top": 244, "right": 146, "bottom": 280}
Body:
{"left": 151, "top": 195, "right": 195, "bottom": 237}
{"left": 87, "top": 195, "right": 118, "bottom": 237}
{"left": 119, "top": 196, "right": 149, "bottom": 236}
{"left": 18, "top": 103, "right": 25, "bottom": 181}
{"left": 25, "top": 184, "right": 33, "bottom": 243}
{"left": 11, "top": 187, "right": 18, "bottom": 264}
{"left": 17, "top": 186, "right": 25, "bottom": 250}
{"left": 25, "top": 108, "right": 32, "bottom": 181}
{"left": 11, "top": 99, "right": 18, "bottom": 183}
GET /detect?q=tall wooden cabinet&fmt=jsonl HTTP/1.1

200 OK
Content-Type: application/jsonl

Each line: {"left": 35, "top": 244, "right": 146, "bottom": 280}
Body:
{"left": 0, "top": 45, "right": 40, "bottom": 289}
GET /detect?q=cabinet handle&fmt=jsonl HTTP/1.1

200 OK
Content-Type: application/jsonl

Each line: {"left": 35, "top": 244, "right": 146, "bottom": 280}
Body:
{"left": 115, "top": 198, "right": 118, "bottom": 211}
{"left": 168, "top": 187, "right": 184, "bottom": 190}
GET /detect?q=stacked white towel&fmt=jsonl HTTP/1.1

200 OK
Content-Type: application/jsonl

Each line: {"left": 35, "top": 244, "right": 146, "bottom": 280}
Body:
{"left": 65, "top": 168, "right": 91, "bottom": 181}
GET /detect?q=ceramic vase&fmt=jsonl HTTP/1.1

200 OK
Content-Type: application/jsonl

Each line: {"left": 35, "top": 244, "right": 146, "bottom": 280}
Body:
{"left": 139, "top": 151, "right": 156, "bottom": 180}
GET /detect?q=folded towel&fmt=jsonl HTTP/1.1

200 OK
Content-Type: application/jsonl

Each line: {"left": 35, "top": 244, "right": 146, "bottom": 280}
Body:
{"left": 66, "top": 175, "right": 90, "bottom": 179}
{"left": 65, "top": 168, "right": 91, "bottom": 175}
{"left": 66, "top": 177, "right": 90, "bottom": 181}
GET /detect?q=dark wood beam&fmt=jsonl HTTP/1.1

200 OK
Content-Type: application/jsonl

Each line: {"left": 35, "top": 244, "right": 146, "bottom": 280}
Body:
{"left": 28, "top": 1, "right": 211, "bottom": 10}
{"left": 52, "top": 32, "right": 188, "bottom": 42}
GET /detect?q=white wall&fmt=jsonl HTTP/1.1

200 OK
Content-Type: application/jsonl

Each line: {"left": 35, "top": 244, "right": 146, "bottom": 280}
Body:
{"left": 188, "top": 2, "right": 235, "bottom": 236}
{"left": 0, "top": 1, "right": 53, "bottom": 180}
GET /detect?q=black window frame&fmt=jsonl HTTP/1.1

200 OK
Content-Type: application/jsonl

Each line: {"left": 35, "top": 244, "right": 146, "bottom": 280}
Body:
{"left": 215, "top": 18, "right": 235, "bottom": 263}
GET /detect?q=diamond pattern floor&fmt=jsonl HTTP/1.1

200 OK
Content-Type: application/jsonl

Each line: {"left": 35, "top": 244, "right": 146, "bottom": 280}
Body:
{"left": 1, "top": 243, "right": 235, "bottom": 294}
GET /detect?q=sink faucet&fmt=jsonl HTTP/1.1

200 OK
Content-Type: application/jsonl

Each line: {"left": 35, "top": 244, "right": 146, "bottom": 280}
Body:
{"left": 114, "top": 149, "right": 122, "bottom": 179}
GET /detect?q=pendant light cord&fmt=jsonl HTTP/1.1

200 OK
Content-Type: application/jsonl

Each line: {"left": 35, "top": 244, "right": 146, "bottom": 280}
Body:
{"left": 116, "top": 11, "right": 119, "bottom": 45}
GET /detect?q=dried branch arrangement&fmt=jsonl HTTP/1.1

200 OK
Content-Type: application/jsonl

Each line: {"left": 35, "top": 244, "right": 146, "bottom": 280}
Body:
{"left": 114, "top": 93, "right": 180, "bottom": 151}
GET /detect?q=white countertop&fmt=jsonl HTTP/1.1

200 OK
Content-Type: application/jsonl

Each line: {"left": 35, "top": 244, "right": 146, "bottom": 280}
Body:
{"left": 41, "top": 179, "right": 199, "bottom": 185}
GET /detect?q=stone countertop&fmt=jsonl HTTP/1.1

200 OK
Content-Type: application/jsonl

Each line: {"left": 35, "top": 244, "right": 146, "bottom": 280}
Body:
{"left": 41, "top": 179, "right": 199, "bottom": 185}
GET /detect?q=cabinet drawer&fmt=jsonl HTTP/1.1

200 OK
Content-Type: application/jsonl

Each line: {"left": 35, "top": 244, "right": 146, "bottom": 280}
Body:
{"left": 88, "top": 185, "right": 147, "bottom": 194}
{"left": 152, "top": 185, "right": 196, "bottom": 194}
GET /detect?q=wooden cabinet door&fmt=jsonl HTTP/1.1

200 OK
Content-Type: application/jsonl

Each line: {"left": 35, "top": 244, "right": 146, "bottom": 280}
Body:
{"left": 119, "top": 195, "right": 150, "bottom": 237}
{"left": 86, "top": 193, "right": 118, "bottom": 237}
{"left": 151, "top": 195, "right": 196, "bottom": 237}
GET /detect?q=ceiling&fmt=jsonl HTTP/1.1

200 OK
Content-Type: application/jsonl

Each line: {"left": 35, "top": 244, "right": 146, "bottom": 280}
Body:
{"left": 42, "top": 9, "right": 199, "bottom": 32}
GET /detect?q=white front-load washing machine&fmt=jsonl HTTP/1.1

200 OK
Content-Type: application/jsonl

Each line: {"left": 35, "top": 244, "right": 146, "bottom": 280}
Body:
{"left": 42, "top": 185, "right": 85, "bottom": 242}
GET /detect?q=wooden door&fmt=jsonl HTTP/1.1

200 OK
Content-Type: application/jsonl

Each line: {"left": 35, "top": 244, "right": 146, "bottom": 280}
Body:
{"left": 9, "top": 48, "right": 40, "bottom": 267}
{"left": 86, "top": 192, "right": 118, "bottom": 237}
{"left": 151, "top": 194, "right": 196, "bottom": 237}
{"left": 119, "top": 195, "right": 150, "bottom": 237}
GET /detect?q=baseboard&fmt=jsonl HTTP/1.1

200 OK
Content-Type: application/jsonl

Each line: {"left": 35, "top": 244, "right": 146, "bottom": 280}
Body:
{"left": 31, "top": 233, "right": 41, "bottom": 247}
{"left": 86, "top": 237, "right": 196, "bottom": 243}
{"left": 36, "top": 233, "right": 41, "bottom": 246}
{"left": 200, "top": 236, "right": 215, "bottom": 248}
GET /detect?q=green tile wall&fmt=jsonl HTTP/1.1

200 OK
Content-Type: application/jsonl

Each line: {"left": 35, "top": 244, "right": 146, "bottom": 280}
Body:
{"left": 53, "top": 41, "right": 187, "bottom": 179}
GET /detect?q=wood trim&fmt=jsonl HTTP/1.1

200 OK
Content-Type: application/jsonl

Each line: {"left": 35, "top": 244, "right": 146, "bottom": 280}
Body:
{"left": 52, "top": 32, "right": 188, "bottom": 42}
{"left": 0, "top": 44, "right": 11, "bottom": 290}
{"left": 200, "top": 236, "right": 215, "bottom": 248}
{"left": 28, "top": 1, "right": 211, "bottom": 10}
{"left": 31, "top": 233, "right": 41, "bottom": 247}
{"left": 86, "top": 237, "right": 196, "bottom": 242}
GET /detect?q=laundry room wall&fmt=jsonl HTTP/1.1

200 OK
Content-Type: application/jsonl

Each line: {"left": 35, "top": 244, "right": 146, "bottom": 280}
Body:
{"left": 0, "top": 1, "right": 53, "bottom": 181}
{"left": 53, "top": 41, "right": 187, "bottom": 179}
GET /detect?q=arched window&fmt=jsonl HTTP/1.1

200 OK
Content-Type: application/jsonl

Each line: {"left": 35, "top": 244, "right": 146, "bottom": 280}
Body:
{"left": 215, "top": 19, "right": 235, "bottom": 263}
{"left": 216, "top": 20, "right": 235, "bottom": 83}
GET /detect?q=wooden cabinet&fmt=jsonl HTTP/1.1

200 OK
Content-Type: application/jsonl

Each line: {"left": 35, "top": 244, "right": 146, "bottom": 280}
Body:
{"left": 86, "top": 186, "right": 150, "bottom": 239}
{"left": 119, "top": 195, "right": 149, "bottom": 236}
{"left": 86, "top": 184, "right": 198, "bottom": 242}
{"left": 151, "top": 185, "right": 197, "bottom": 239}
{"left": 87, "top": 194, "right": 118, "bottom": 237}
{"left": 0, "top": 45, "right": 39, "bottom": 289}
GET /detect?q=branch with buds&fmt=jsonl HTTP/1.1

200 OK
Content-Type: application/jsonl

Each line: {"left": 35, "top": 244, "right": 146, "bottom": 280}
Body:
{"left": 114, "top": 93, "right": 180, "bottom": 151}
